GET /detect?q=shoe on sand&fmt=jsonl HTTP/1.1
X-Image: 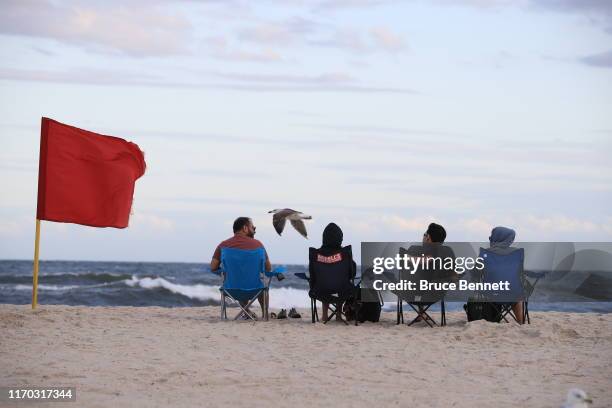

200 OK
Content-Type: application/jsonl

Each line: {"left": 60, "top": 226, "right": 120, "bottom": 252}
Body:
{"left": 288, "top": 308, "right": 301, "bottom": 318}
{"left": 277, "top": 309, "right": 287, "bottom": 319}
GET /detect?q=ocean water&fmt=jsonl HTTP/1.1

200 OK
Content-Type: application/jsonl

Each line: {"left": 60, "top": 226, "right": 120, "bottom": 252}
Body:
{"left": 1, "top": 260, "right": 610, "bottom": 313}
{"left": 0, "top": 260, "right": 311, "bottom": 310}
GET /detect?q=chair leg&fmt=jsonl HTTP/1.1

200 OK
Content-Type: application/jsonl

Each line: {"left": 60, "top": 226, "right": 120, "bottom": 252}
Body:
{"left": 413, "top": 312, "right": 435, "bottom": 327}
{"left": 311, "top": 299, "right": 316, "bottom": 323}
{"left": 241, "top": 297, "right": 261, "bottom": 321}
{"left": 264, "top": 290, "right": 269, "bottom": 321}
{"left": 502, "top": 303, "right": 521, "bottom": 324}
{"left": 337, "top": 302, "right": 349, "bottom": 325}
{"left": 221, "top": 293, "right": 227, "bottom": 320}
{"left": 396, "top": 299, "right": 401, "bottom": 325}
{"left": 407, "top": 304, "right": 437, "bottom": 327}
{"left": 325, "top": 302, "right": 346, "bottom": 324}
{"left": 502, "top": 304, "right": 524, "bottom": 324}
{"left": 325, "top": 306, "right": 336, "bottom": 324}
{"left": 329, "top": 303, "right": 348, "bottom": 325}
{"left": 441, "top": 300, "right": 446, "bottom": 327}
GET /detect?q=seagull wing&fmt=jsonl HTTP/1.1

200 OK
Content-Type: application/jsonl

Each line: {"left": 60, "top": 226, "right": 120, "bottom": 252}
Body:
{"left": 272, "top": 213, "right": 287, "bottom": 235}
{"left": 290, "top": 219, "right": 308, "bottom": 238}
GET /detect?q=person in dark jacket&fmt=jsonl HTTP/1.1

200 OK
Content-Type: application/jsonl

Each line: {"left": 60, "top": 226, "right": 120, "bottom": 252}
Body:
{"left": 316, "top": 223, "right": 356, "bottom": 321}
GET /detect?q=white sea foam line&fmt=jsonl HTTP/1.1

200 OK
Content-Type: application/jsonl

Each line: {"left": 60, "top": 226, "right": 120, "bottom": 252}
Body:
{"left": 125, "top": 276, "right": 221, "bottom": 302}
{"left": 125, "top": 276, "right": 310, "bottom": 308}
{"left": 12, "top": 281, "right": 126, "bottom": 291}
{"left": 41, "top": 272, "right": 126, "bottom": 277}
{"left": 14, "top": 284, "right": 81, "bottom": 291}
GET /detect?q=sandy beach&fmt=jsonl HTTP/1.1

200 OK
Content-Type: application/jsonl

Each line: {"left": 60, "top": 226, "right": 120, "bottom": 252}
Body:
{"left": 1, "top": 305, "right": 611, "bottom": 407}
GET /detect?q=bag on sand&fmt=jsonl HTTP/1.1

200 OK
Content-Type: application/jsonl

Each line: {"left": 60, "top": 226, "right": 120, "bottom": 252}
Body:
{"left": 344, "top": 287, "right": 382, "bottom": 323}
{"left": 358, "top": 298, "right": 381, "bottom": 322}
{"left": 464, "top": 300, "right": 502, "bottom": 323}
{"left": 464, "top": 301, "right": 484, "bottom": 321}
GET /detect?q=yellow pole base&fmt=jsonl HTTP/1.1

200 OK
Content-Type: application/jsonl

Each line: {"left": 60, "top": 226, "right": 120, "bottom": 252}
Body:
{"left": 32, "top": 219, "right": 41, "bottom": 309}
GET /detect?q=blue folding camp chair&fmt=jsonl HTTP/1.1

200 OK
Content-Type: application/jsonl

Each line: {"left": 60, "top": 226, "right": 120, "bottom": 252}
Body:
{"left": 217, "top": 247, "right": 284, "bottom": 321}
{"left": 479, "top": 247, "right": 526, "bottom": 323}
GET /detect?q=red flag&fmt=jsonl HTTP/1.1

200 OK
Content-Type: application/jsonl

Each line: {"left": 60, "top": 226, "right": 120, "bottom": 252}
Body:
{"left": 36, "top": 117, "right": 146, "bottom": 228}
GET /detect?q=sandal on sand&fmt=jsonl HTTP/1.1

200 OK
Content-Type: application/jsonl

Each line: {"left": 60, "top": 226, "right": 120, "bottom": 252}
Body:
{"left": 270, "top": 312, "right": 277, "bottom": 319}
{"left": 277, "top": 309, "right": 287, "bottom": 319}
{"left": 288, "top": 308, "right": 301, "bottom": 319}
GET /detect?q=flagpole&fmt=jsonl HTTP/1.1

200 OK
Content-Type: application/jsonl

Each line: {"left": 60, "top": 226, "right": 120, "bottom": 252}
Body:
{"left": 32, "top": 219, "right": 41, "bottom": 309}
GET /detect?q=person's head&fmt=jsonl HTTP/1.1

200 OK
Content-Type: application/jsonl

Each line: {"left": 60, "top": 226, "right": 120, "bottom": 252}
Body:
{"left": 423, "top": 223, "right": 446, "bottom": 244}
{"left": 489, "top": 226, "right": 515, "bottom": 248}
{"left": 322, "top": 222, "right": 343, "bottom": 248}
{"left": 233, "top": 217, "right": 256, "bottom": 238}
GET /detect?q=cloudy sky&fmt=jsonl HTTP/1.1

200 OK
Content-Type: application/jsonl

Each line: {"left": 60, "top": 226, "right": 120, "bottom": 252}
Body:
{"left": 0, "top": 0, "right": 611, "bottom": 264}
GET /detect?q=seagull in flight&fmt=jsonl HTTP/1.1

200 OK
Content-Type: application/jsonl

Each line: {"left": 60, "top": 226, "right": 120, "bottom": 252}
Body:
{"left": 268, "top": 209, "right": 312, "bottom": 238}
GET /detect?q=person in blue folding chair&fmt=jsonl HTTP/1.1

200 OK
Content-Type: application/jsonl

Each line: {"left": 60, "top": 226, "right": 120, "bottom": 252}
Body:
{"left": 210, "top": 217, "right": 284, "bottom": 321}
{"left": 479, "top": 226, "right": 526, "bottom": 324}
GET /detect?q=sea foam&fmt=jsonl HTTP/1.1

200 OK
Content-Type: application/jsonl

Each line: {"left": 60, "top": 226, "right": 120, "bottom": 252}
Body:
{"left": 124, "top": 275, "right": 310, "bottom": 308}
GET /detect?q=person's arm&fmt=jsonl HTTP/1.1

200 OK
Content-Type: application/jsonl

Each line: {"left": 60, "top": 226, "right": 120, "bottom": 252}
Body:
{"left": 264, "top": 250, "right": 272, "bottom": 272}
{"left": 211, "top": 245, "right": 221, "bottom": 272}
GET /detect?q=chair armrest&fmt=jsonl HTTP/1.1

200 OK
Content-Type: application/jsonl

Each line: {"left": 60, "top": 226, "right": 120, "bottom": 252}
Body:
{"left": 294, "top": 272, "right": 309, "bottom": 281}
{"left": 265, "top": 266, "right": 287, "bottom": 278}
{"left": 524, "top": 270, "right": 546, "bottom": 279}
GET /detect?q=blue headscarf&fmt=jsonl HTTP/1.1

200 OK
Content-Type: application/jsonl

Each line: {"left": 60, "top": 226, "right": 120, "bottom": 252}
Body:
{"left": 489, "top": 226, "right": 515, "bottom": 248}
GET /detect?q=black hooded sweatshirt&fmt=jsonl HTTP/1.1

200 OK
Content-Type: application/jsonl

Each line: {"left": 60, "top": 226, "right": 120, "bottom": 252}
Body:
{"left": 317, "top": 223, "right": 356, "bottom": 279}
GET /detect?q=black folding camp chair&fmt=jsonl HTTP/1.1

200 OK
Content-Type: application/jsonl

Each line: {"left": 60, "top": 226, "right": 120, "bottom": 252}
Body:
{"left": 395, "top": 245, "right": 455, "bottom": 327}
{"left": 298, "top": 245, "right": 357, "bottom": 325}
{"left": 397, "top": 298, "right": 446, "bottom": 327}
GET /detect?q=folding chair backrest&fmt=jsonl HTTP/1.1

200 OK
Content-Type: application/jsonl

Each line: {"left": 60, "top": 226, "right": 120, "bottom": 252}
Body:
{"left": 221, "top": 247, "right": 266, "bottom": 291}
{"left": 479, "top": 247, "right": 524, "bottom": 302}
{"left": 399, "top": 244, "right": 454, "bottom": 302}
{"left": 308, "top": 245, "right": 354, "bottom": 294}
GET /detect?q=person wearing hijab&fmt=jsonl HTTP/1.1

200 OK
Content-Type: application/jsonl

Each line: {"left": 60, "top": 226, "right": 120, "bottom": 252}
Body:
{"left": 489, "top": 226, "right": 517, "bottom": 254}
{"left": 488, "top": 226, "right": 524, "bottom": 323}
{"left": 317, "top": 223, "right": 356, "bottom": 321}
